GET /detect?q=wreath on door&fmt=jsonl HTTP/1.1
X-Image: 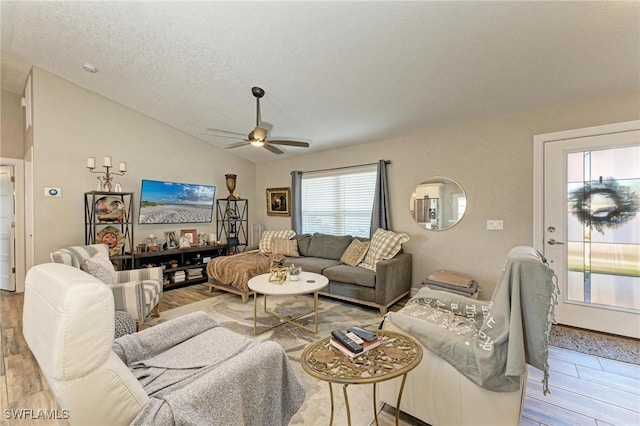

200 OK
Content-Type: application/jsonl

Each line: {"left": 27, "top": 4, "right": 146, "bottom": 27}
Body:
{"left": 568, "top": 177, "right": 640, "bottom": 234}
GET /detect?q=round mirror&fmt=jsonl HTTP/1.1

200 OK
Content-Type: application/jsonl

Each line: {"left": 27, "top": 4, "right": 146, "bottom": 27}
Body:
{"left": 410, "top": 177, "right": 467, "bottom": 231}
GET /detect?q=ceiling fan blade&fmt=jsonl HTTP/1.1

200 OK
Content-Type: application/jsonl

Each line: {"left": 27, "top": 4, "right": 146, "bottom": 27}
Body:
{"left": 201, "top": 133, "right": 244, "bottom": 141}
{"left": 263, "top": 144, "right": 284, "bottom": 154}
{"left": 206, "top": 128, "right": 245, "bottom": 137}
{"left": 267, "top": 140, "right": 310, "bottom": 148}
{"left": 224, "top": 141, "right": 251, "bottom": 149}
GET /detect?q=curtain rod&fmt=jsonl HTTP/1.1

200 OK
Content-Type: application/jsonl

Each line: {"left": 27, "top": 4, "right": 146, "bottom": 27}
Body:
{"left": 295, "top": 160, "right": 390, "bottom": 175}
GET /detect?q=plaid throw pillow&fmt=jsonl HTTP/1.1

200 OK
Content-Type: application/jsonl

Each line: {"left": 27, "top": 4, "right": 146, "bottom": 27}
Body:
{"left": 272, "top": 237, "right": 300, "bottom": 257}
{"left": 259, "top": 230, "right": 296, "bottom": 254}
{"left": 359, "top": 228, "right": 409, "bottom": 271}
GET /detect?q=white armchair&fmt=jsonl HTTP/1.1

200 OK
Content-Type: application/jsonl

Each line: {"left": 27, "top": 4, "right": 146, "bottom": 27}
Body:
{"left": 379, "top": 246, "right": 557, "bottom": 425}
{"left": 50, "top": 244, "right": 162, "bottom": 326}
{"left": 22, "top": 263, "right": 305, "bottom": 425}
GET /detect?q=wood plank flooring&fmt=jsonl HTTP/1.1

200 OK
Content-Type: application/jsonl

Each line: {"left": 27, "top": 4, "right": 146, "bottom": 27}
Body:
{"left": 2, "top": 285, "right": 639, "bottom": 426}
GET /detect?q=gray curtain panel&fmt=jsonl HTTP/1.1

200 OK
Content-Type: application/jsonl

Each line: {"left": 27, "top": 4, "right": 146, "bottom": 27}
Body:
{"left": 370, "top": 160, "right": 391, "bottom": 236}
{"left": 291, "top": 170, "right": 303, "bottom": 233}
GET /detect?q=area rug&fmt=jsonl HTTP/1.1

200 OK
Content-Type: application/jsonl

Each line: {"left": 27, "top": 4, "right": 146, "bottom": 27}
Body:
{"left": 549, "top": 324, "right": 640, "bottom": 365}
{"left": 144, "top": 294, "right": 386, "bottom": 425}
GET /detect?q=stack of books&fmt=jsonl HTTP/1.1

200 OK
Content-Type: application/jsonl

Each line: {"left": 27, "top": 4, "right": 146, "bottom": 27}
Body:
{"left": 330, "top": 328, "right": 382, "bottom": 358}
{"left": 186, "top": 268, "right": 203, "bottom": 280}
{"left": 171, "top": 270, "right": 186, "bottom": 283}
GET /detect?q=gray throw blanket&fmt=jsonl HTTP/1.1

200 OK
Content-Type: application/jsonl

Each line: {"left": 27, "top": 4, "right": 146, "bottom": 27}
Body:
{"left": 113, "top": 311, "right": 305, "bottom": 425}
{"left": 386, "top": 246, "right": 558, "bottom": 393}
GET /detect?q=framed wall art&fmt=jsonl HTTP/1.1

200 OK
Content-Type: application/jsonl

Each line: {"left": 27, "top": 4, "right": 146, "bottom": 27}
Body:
{"left": 266, "top": 187, "right": 291, "bottom": 217}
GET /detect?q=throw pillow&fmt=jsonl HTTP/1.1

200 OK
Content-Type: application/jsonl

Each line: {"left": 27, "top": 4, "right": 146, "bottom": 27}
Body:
{"left": 80, "top": 253, "right": 117, "bottom": 284}
{"left": 294, "top": 234, "right": 313, "bottom": 257}
{"left": 259, "top": 230, "right": 296, "bottom": 254}
{"left": 359, "top": 228, "right": 409, "bottom": 271}
{"left": 340, "top": 239, "right": 370, "bottom": 266}
{"left": 306, "top": 233, "right": 353, "bottom": 260}
{"left": 272, "top": 237, "right": 300, "bottom": 257}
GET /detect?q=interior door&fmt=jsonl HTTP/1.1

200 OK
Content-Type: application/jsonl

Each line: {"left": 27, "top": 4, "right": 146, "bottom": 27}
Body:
{"left": 0, "top": 165, "right": 16, "bottom": 291}
{"left": 25, "top": 147, "right": 34, "bottom": 272}
{"left": 543, "top": 129, "right": 639, "bottom": 338}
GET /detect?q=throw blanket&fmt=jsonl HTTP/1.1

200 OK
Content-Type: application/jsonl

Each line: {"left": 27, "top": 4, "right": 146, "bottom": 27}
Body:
{"left": 206, "top": 250, "right": 283, "bottom": 292}
{"left": 386, "top": 246, "right": 558, "bottom": 393}
{"left": 113, "top": 312, "right": 305, "bottom": 425}
{"left": 427, "top": 269, "right": 476, "bottom": 287}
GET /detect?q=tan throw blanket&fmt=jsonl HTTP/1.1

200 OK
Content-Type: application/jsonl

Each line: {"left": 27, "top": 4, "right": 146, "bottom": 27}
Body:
{"left": 206, "top": 250, "right": 284, "bottom": 292}
{"left": 427, "top": 269, "right": 476, "bottom": 287}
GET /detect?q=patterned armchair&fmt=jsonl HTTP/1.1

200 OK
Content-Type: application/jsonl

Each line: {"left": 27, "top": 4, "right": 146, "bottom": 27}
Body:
{"left": 50, "top": 244, "right": 163, "bottom": 326}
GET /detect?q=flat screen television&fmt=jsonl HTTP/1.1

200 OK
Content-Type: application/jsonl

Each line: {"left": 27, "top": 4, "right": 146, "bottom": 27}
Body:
{"left": 138, "top": 179, "right": 216, "bottom": 224}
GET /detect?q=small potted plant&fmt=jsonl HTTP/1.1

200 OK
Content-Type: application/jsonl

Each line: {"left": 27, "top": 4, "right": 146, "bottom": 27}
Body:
{"left": 288, "top": 264, "right": 302, "bottom": 281}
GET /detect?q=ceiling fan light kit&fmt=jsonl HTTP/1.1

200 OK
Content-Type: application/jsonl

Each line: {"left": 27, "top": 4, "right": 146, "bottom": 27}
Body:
{"left": 208, "top": 86, "right": 310, "bottom": 155}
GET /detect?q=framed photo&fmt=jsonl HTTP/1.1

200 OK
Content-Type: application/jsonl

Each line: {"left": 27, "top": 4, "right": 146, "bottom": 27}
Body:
{"left": 179, "top": 235, "right": 190, "bottom": 248}
{"left": 164, "top": 231, "right": 179, "bottom": 249}
{"left": 266, "top": 187, "right": 291, "bottom": 217}
{"left": 181, "top": 229, "right": 197, "bottom": 246}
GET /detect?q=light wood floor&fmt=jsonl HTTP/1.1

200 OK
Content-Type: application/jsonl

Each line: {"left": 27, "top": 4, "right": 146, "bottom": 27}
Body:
{"left": 2, "top": 285, "right": 639, "bottom": 426}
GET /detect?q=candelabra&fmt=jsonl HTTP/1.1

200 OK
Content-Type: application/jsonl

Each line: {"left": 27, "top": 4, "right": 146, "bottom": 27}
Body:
{"left": 87, "top": 156, "right": 127, "bottom": 192}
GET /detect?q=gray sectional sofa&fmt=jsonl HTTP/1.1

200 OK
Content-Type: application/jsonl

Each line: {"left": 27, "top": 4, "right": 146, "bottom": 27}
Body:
{"left": 282, "top": 233, "right": 412, "bottom": 315}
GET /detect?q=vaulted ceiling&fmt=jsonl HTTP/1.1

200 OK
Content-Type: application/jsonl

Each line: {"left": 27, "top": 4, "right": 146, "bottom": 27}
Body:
{"left": 2, "top": 1, "right": 638, "bottom": 162}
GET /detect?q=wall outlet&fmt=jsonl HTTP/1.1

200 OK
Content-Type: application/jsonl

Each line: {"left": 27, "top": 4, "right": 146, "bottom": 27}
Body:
{"left": 487, "top": 220, "right": 503, "bottom": 230}
{"left": 44, "top": 187, "right": 62, "bottom": 197}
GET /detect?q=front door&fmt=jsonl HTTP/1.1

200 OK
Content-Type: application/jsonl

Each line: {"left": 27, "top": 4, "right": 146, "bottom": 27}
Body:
{"left": 538, "top": 122, "right": 639, "bottom": 338}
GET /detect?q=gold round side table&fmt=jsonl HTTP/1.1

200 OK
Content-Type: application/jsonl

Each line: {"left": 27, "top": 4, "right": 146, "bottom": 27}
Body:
{"left": 300, "top": 330, "right": 423, "bottom": 426}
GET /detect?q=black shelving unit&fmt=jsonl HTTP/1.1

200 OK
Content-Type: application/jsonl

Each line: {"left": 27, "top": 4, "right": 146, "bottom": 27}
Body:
{"left": 216, "top": 198, "right": 248, "bottom": 253}
{"left": 133, "top": 245, "right": 229, "bottom": 289}
{"left": 84, "top": 191, "right": 134, "bottom": 270}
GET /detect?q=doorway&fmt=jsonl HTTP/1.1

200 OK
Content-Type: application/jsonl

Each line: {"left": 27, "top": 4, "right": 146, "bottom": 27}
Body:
{"left": 0, "top": 165, "right": 15, "bottom": 291}
{"left": 534, "top": 121, "right": 640, "bottom": 338}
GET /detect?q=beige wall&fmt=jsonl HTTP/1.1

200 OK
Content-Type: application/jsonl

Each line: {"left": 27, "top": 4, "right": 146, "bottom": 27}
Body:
{"left": 0, "top": 89, "right": 24, "bottom": 159}
{"left": 256, "top": 91, "right": 640, "bottom": 297}
{"left": 30, "top": 68, "right": 256, "bottom": 264}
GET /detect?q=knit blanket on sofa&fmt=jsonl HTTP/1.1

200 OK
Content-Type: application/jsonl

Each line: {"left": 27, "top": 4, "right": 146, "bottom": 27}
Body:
{"left": 113, "top": 312, "right": 305, "bottom": 425}
{"left": 386, "top": 246, "right": 557, "bottom": 393}
{"left": 206, "top": 250, "right": 284, "bottom": 292}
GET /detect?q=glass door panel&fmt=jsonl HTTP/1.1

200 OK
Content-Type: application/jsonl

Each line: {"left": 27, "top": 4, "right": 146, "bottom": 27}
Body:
{"left": 565, "top": 146, "right": 640, "bottom": 312}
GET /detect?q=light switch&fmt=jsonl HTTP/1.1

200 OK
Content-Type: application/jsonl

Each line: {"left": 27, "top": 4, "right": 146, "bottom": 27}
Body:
{"left": 487, "top": 220, "right": 503, "bottom": 230}
{"left": 44, "top": 187, "right": 62, "bottom": 197}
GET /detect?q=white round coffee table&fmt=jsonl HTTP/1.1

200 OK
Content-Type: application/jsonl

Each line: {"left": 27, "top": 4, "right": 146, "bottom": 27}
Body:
{"left": 248, "top": 271, "right": 329, "bottom": 335}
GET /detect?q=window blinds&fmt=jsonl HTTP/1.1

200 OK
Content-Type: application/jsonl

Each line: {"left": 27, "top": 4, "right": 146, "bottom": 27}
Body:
{"left": 301, "top": 166, "right": 376, "bottom": 238}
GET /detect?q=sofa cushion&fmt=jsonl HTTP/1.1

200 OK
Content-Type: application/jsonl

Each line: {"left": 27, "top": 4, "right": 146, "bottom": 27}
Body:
{"left": 272, "top": 237, "right": 300, "bottom": 257}
{"left": 360, "top": 228, "right": 409, "bottom": 271}
{"left": 282, "top": 257, "right": 340, "bottom": 274}
{"left": 340, "top": 239, "right": 370, "bottom": 266}
{"left": 323, "top": 265, "right": 376, "bottom": 288}
{"left": 294, "top": 234, "right": 313, "bottom": 257}
{"left": 259, "top": 230, "right": 296, "bottom": 254}
{"left": 80, "top": 252, "right": 117, "bottom": 284}
{"left": 307, "top": 233, "right": 353, "bottom": 260}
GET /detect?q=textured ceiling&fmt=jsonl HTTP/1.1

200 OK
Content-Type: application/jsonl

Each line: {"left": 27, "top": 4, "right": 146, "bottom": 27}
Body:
{"left": 2, "top": 1, "right": 639, "bottom": 163}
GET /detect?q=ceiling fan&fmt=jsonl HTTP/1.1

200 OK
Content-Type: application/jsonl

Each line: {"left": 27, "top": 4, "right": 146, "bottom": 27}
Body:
{"left": 207, "top": 87, "right": 310, "bottom": 155}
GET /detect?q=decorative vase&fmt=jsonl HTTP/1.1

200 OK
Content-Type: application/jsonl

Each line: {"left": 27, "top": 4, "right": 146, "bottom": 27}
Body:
{"left": 225, "top": 174, "right": 237, "bottom": 199}
{"left": 288, "top": 264, "right": 302, "bottom": 281}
